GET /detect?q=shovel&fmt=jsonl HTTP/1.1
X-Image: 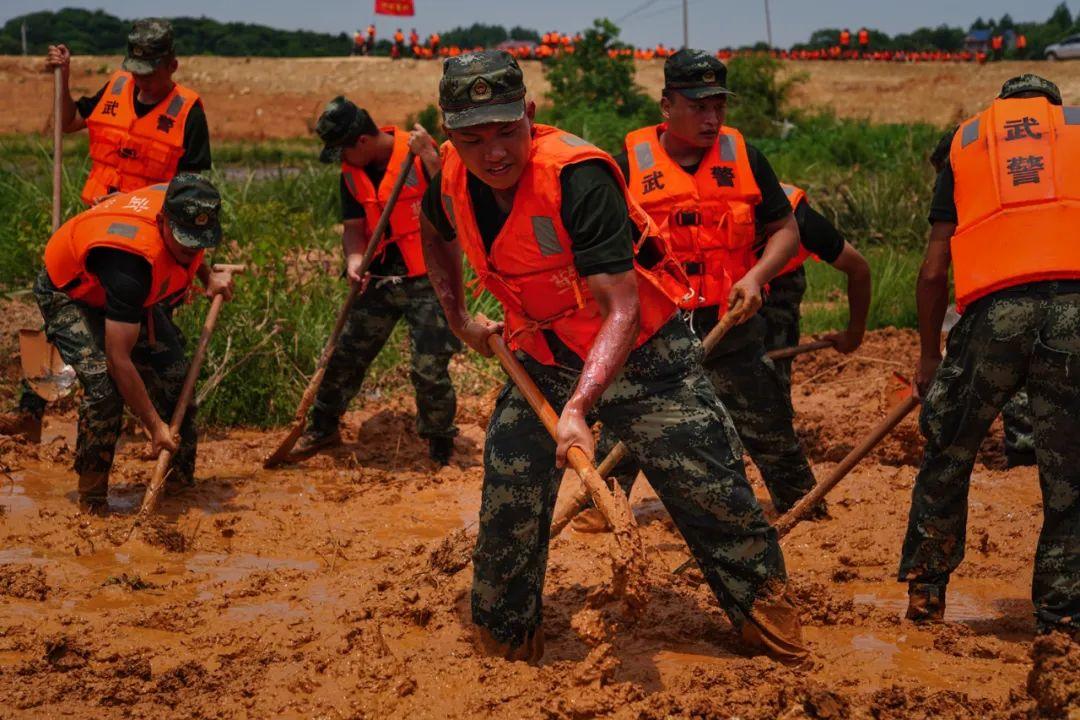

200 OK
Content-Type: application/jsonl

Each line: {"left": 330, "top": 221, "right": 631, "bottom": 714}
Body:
{"left": 130, "top": 264, "right": 246, "bottom": 528}
{"left": 19, "top": 329, "right": 76, "bottom": 402}
{"left": 52, "top": 66, "right": 63, "bottom": 232}
{"left": 264, "top": 151, "right": 417, "bottom": 468}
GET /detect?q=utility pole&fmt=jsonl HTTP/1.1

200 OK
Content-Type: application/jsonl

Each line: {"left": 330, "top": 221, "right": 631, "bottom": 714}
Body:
{"left": 764, "top": 0, "right": 773, "bottom": 48}
{"left": 21, "top": 21, "right": 28, "bottom": 55}
{"left": 682, "top": 0, "right": 689, "bottom": 49}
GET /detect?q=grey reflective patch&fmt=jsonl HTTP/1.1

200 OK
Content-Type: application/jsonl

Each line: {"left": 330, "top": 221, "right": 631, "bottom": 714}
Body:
{"left": 442, "top": 194, "right": 456, "bottom": 229}
{"left": 561, "top": 133, "right": 591, "bottom": 147}
{"left": 404, "top": 166, "right": 419, "bottom": 188}
{"left": 343, "top": 173, "right": 358, "bottom": 198}
{"left": 111, "top": 76, "right": 128, "bottom": 95}
{"left": 718, "top": 135, "right": 736, "bottom": 162}
{"left": 531, "top": 216, "right": 562, "bottom": 256}
{"left": 106, "top": 222, "right": 138, "bottom": 239}
{"left": 165, "top": 94, "right": 184, "bottom": 118}
{"left": 634, "top": 142, "right": 655, "bottom": 171}
{"left": 150, "top": 183, "right": 168, "bottom": 191}
{"left": 961, "top": 119, "right": 980, "bottom": 148}
{"left": 781, "top": 184, "right": 796, "bottom": 197}
{"left": 1064, "top": 106, "right": 1080, "bottom": 125}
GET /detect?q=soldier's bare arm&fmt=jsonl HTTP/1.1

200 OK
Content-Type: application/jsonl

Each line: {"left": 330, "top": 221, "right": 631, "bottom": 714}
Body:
{"left": 823, "top": 241, "right": 872, "bottom": 353}
{"left": 915, "top": 221, "right": 955, "bottom": 397}
{"left": 730, "top": 212, "right": 799, "bottom": 322}
{"left": 555, "top": 269, "right": 640, "bottom": 468}
{"left": 342, "top": 218, "right": 371, "bottom": 285}
{"left": 408, "top": 124, "right": 442, "bottom": 179}
{"left": 103, "top": 319, "right": 178, "bottom": 454}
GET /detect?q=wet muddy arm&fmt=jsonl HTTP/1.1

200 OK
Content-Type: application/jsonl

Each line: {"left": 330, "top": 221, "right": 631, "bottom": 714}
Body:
{"left": 915, "top": 221, "right": 955, "bottom": 395}
{"left": 825, "top": 241, "right": 872, "bottom": 352}
{"left": 104, "top": 319, "right": 168, "bottom": 437}
{"left": 753, "top": 212, "right": 800, "bottom": 285}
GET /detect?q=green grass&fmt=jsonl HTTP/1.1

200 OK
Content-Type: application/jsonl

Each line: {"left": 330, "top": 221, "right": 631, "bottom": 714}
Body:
{"left": 0, "top": 111, "right": 932, "bottom": 427}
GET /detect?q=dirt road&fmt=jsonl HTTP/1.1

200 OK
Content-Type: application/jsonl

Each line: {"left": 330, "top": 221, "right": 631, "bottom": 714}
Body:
{"left": 2, "top": 55, "right": 1079, "bottom": 139}
{"left": 1, "top": 326, "right": 1075, "bottom": 718}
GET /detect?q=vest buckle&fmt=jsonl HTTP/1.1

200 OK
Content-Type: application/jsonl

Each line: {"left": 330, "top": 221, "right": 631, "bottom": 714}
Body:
{"left": 675, "top": 210, "right": 702, "bottom": 227}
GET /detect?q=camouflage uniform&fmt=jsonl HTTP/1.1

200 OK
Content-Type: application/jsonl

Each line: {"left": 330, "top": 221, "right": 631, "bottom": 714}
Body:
{"left": 474, "top": 318, "right": 788, "bottom": 646}
{"left": 759, "top": 266, "right": 807, "bottom": 390}
{"left": 1002, "top": 388, "right": 1035, "bottom": 463}
{"left": 310, "top": 275, "right": 460, "bottom": 440}
{"left": 899, "top": 285, "right": 1080, "bottom": 632}
{"left": 32, "top": 269, "right": 196, "bottom": 497}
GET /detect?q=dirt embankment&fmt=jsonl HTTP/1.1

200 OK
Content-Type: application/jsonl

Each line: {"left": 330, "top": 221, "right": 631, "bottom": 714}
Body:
{"left": 2, "top": 55, "right": 1079, "bottom": 140}
{"left": 1, "top": 324, "right": 1075, "bottom": 718}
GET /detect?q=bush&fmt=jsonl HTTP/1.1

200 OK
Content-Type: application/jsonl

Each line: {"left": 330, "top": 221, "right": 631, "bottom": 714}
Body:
{"left": 725, "top": 55, "right": 803, "bottom": 138}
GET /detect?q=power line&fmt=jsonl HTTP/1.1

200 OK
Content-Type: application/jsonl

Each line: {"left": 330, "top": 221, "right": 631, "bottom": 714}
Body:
{"left": 616, "top": 0, "right": 664, "bottom": 24}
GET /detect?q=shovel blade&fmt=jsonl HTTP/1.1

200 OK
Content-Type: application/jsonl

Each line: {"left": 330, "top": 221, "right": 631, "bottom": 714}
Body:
{"left": 19, "top": 329, "right": 76, "bottom": 402}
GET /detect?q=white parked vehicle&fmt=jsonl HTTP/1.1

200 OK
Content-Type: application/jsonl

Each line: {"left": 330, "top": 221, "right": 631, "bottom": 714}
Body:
{"left": 1045, "top": 35, "right": 1080, "bottom": 60}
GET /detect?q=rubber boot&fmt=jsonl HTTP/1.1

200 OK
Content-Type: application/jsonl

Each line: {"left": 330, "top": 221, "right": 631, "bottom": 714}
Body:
{"left": 0, "top": 410, "right": 42, "bottom": 444}
{"left": 429, "top": 436, "right": 454, "bottom": 466}
{"left": 905, "top": 582, "right": 946, "bottom": 622}
{"left": 77, "top": 471, "right": 109, "bottom": 515}
{"left": 288, "top": 413, "right": 342, "bottom": 461}
{"left": 740, "top": 587, "right": 810, "bottom": 665}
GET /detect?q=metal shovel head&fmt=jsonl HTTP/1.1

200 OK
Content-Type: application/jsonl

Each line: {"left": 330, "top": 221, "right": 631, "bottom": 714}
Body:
{"left": 19, "top": 329, "right": 76, "bottom": 401}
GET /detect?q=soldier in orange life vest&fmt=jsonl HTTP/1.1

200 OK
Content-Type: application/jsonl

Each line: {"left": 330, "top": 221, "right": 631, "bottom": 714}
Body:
{"left": 288, "top": 97, "right": 461, "bottom": 466}
{"left": 4, "top": 19, "right": 212, "bottom": 444}
{"left": 899, "top": 75, "right": 1080, "bottom": 634}
{"left": 420, "top": 50, "right": 808, "bottom": 664}
{"left": 602, "top": 49, "right": 818, "bottom": 520}
{"left": 761, "top": 183, "right": 871, "bottom": 390}
{"left": 839, "top": 28, "right": 852, "bottom": 49}
{"left": 32, "top": 175, "right": 232, "bottom": 513}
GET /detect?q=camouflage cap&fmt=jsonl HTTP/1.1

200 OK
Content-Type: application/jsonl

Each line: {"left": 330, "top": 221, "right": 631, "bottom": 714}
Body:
{"left": 999, "top": 74, "right": 1062, "bottom": 105}
{"left": 664, "top": 49, "right": 733, "bottom": 99}
{"left": 163, "top": 174, "right": 222, "bottom": 250}
{"left": 121, "top": 18, "right": 175, "bottom": 75}
{"left": 315, "top": 96, "right": 375, "bottom": 163}
{"left": 439, "top": 50, "right": 526, "bottom": 130}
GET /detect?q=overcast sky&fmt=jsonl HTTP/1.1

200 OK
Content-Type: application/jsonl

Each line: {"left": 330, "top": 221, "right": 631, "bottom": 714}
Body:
{"left": 3, "top": 1, "right": 1075, "bottom": 48}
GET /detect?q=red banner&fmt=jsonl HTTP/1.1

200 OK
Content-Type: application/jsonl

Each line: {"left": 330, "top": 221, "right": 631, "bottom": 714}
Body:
{"left": 374, "top": 0, "right": 414, "bottom": 15}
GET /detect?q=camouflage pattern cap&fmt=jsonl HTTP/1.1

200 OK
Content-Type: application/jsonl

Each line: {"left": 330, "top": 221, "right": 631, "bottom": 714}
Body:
{"left": 664, "top": 49, "right": 733, "bottom": 99}
{"left": 315, "top": 96, "right": 375, "bottom": 163}
{"left": 121, "top": 18, "right": 175, "bottom": 75}
{"left": 999, "top": 74, "right": 1062, "bottom": 105}
{"left": 439, "top": 50, "right": 526, "bottom": 130}
{"left": 163, "top": 174, "right": 222, "bottom": 249}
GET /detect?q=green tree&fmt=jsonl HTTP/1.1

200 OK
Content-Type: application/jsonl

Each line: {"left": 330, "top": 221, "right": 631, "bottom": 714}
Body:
{"left": 1048, "top": 2, "right": 1073, "bottom": 28}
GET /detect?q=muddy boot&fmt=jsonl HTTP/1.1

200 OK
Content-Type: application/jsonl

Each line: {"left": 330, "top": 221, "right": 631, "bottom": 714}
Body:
{"left": 429, "top": 436, "right": 454, "bottom": 466}
{"left": 475, "top": 625, "right": 545, "bottom": 664}
{"left": 571, "top": 507, "right": 612, "bottom": 534}
{"left": 288, "top": 415, "right": 342, "bottom": 461}
{"left": 77, "top": 471, "right": 109, "bottom": 515}
{"left": 905, "top": 582, "right": 946, "bottom": 622}
{"left": 740, "top": 587, "right": 810, "bottom": 666}
{"left": 0, "top": 410, "right": 42, "bottom": 444}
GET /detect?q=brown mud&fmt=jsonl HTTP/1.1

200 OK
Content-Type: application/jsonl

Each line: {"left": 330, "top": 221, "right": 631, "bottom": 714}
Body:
{"left": 2, "top": 56, "right": 1080, "bottom": 139}
{"left": 0, "top": 329, "right": 1076, "bottom": 718}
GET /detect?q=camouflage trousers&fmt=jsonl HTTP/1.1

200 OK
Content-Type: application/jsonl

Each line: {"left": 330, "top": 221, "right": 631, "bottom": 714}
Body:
{"left": 759, "top": 266, "right": 807, "bottom": 390}
{"left": 311, "top": 275, "right": 460, "bottom": 439}
{"left": 32, "top": 270, "right": 196, "bottom": 494}
{"left": 898, "top": 286, "right": 1080, "bottom": 631}
{"left": 473, "top": 317, "right": 787, "bottom": 647}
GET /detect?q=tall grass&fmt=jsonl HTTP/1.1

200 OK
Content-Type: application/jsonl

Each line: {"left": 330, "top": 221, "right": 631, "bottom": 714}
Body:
{"left": 800, "top": 247, "right": 921, "bottom": 335}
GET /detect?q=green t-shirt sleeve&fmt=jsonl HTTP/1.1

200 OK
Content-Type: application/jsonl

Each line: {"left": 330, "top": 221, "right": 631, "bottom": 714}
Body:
{"left": 559, "top": 160, "right": 635, "bottom": 277}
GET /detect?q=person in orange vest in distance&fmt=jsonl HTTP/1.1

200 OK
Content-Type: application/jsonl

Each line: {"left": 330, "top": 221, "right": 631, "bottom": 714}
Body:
{"left": 409, "top": 28, "right": 419, "bottom": 51}
{"left": 366, "top": 24, "right": 376, "bottom": 54}
{"left": 839, "top": 28, "right": 851, "bottom": 49}
{"left": 602, "top": 49, "right": 819, "bottom": 528}
{"left": 393, "top": 28, "right": 405, "bottom": 58}
{"left": 30, "top": 174, "right": 234, "bottom": 513}
{"left": 420, "top": 48, "right": 809, "bottom": 665}
{"left": 2, "top": 18, "right": 214, "bottom": 443}
{"left": 291, "top": 97, "right": 460, "bottom": 466}
{"left": 899, "top": 74, "right": 1080, "bottom": 636}
{"left": 1016, "top": 33, "right": 1028, "bottom": 58}
{"left": 991, "top": 34, "right": 1004, "bottom": 60}
{"left": 857, "top": 27, "right": 870, "bottom": 56}
{"left": 429, "top": 32, "right": 440, "bottom": 55}
{"left": 353, "top": 29, "right": 365, "bottom": 55}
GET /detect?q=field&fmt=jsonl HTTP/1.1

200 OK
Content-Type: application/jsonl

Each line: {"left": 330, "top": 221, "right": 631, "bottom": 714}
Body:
{"left": 1, "top": 53, "right": 1079, "bottom": 719}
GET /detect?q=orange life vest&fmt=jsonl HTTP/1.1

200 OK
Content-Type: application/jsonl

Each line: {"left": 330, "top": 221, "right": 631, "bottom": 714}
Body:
{"left": 776, "top": 183, "right": 819, "bottom": 276}
{"left": 440, "top": 124, "right": 690, "bottom": 366}
{"left": 949, "top": 97, "right": 1080, "bottom": 312}
{"left": 839, "top": 30, "right": 851, "bottom": 46}
{"left": 341, "top": 127, "right": 429, "bottom": 277}
{"left": 624, "top": 123, "right": 761, "bottom": 310}
{"left": 44, "top": 184, "right": 203, "bottom": 310}
{"left": 82, "top": 71, "right": 200, "bottom": 207}
{"left": 858, "top": 29, "right": 870, "bottom": 46}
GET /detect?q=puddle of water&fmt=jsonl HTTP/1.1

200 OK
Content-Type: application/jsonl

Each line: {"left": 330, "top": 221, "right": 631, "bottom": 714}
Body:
{"left": 652, "top": 648, "right": 733, "bottom": 675}
{"left": 224, "top": 600, "right": 305, "bottom": 622}
{"left": 849, "top": 579, "right": 1029, "bottom": 623}
{"left": 186, "top": 552, "right": 319, "bottom": 584}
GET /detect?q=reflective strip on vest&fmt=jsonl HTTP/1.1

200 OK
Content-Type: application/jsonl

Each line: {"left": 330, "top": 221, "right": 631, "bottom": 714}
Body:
{"left": 531, "top": 216, "right": 562, "bottom": 256}
{"left": 106, "top": 222, "right": 138, "bottom": 239}
{"left": 634, "top": 142, "right": 655, "bottom": 171}
{"left": 718, "top": 134, "right": 736, "bottom": 162}
{"left": 782, "top": 185, "right": 796, "bottom": 197}
{"left": 404, "top": 166, "right": 419, "bottom": 188}
{"left": 442, "top": 195, "right": 456, "bottom": 229}
{"left": 961, "top": 119, "right": 980, "bottom": 148}
{"left": 150, "top": 183, "right": 168, "bottom": 190}
{"left": 111, "top": 76, "right": 127, "bottom": 95}
{"left": 165, "top": 94, "right": 184, "bottom": 117}
{"left": 560, "top": 134, "right": 591, "bottom": 147}
{"left": 1064, "top": 107, "right": 1080, "bottom": 125}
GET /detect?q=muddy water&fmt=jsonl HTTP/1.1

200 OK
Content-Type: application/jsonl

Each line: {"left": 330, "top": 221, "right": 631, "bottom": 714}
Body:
{"left": 0, "top": 331, "right": 1074, "bottom": 718}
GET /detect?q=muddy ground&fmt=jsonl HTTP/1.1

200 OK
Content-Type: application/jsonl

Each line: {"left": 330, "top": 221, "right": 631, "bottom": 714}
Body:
{"left": 2, "top": 56, "right": 1079, "bottom": 139}
{"left": 1, "top": 319, "right": 1077, "bottom": 719}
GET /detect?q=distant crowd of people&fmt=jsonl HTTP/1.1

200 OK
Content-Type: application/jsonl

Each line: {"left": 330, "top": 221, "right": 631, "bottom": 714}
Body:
{"left": 351, "top": 25, "right": 1031, "bottom": 64}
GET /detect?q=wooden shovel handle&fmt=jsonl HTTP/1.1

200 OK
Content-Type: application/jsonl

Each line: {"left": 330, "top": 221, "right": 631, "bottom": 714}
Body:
{"left": 52, "top": 67, "right": 63, "bottom": 233}
{"left": 765, "top": 339, "right": 833, "bottom": 361}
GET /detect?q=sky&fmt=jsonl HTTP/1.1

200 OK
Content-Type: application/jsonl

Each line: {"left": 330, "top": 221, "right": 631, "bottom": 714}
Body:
{"left": 2, "top": 1, "right": 1075, "bottom": 48}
